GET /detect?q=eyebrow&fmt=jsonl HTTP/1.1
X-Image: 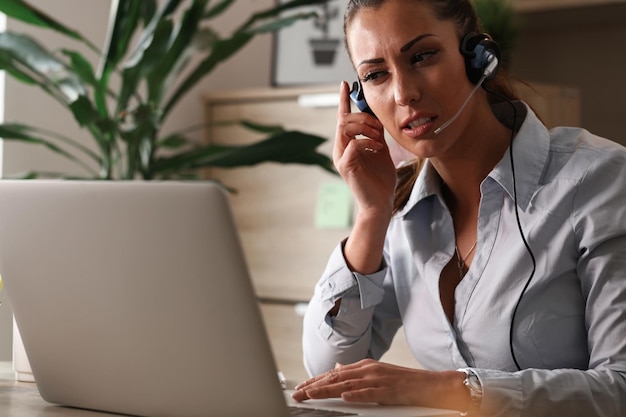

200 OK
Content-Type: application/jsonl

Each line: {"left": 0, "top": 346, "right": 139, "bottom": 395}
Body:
{"left": 356, "top": 33, "right": 437, "bottom": 67}
{"left": 400, "top": 33, "right": 436, "bottom": 52}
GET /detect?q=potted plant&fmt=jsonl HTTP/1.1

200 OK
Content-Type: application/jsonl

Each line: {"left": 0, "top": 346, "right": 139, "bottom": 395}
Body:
{"left": 0, "top": 0, "right": 334, "bottom": 181}
{"left": 308, "top": 0, "right": 340, "bottom": 66}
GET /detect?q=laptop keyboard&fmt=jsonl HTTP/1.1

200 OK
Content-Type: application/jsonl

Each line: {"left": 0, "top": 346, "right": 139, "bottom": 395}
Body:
{"left": 288, "top": 406, "right": 357, "bottom": 416}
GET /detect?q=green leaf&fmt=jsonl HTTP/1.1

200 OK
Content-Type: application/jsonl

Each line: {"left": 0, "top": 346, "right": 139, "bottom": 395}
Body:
{"left": 156, "top": 134, "right": 194, "bottom": 149}
{"left": 0, "top": 32, "right": 86, "bottom": 104}
{"left": 205, "top": 131, "right": 333, "bottom": 169}
{"left": 238, "top": 0, "right": 328, "bottom": 32}
{"left": 62, "top": 49, "right": 110, "bottom": 117}
{"left": 239, "top": 120, "right": 285, "bottom": 134}
{"left": 117, "top": 4, "right": 185, "bottom": 114}
{"left": 0, "top": 0, "right": 86, "bottom": 42}
{"left": 162, "top": 31, "right": 253, "bottom": 117}
{"left": 2, "top": 171, "right": 96, "bottom": 180}
{"left": 246, "top": 12, "right": 319, "bottom": 34}
{"left": 0, "top": 123, "right": 98, "bottom": 175}
{"left": 68, "top": 95, "right": 102, "bottom": 127}
{"left": 0, "top": 122, "right": 101, "bottom": 163}
{"left": 118, "top": 103, "right": 159, "bottom": 179}
{"left": 138, "top": 19, "right": 176, "bottom": 102}
{"left": 99, "top": 0, "right": 145, "bottom": 73}
{"left": 152, "top": 130, "right": 335, "bottom": 174}
{"left": 147, "top": 0, "right": 209, "bottom": 103}
{"left": 62, "top": 50, "right": 98, "bottom": 87}
{"left": 3, "top": 171, "right": 39, "bottom": 180}
{"left": 123, "top": 0, "right": 184, "bottom": 66}
{"left": 0, "top": 52, "right": 39, "bottom": 85}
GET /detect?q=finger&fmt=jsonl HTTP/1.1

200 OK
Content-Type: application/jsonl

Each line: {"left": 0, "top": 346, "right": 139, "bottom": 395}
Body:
{"left": 294, "top": 368, "right": 340, "bottom": 392}
{"left": 293, "top": 368, "right": 349, "bottom": 402}
{"left": 294, "top": 379, "right": 359, "bottom": 401}
{"left": 334, "top": 82, "right": 384, "bottom": 160}
{"left": 337, "top": 80, "right": 352, "bottom": 115}
{"left": 341, "top": 386, "right": 389, "bottom": 404}
{"left": 333, "top": 83, "right": 355, "bottom": 160}
{"left": 294, "top": 359, "right": 379, "bottom": 395}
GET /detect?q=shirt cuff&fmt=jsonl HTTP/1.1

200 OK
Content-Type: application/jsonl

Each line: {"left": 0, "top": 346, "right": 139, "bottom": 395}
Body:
{"left": 317, "top": 242, "right": 387, "bottom": 309}
{"left": 315, "top": 242, "right": 388, "bottom": 339}
{"left": 471, "top": 368, "right": 523, "bottom": 417}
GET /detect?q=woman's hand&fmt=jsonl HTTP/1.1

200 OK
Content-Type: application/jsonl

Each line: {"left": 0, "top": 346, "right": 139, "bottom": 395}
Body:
{"left": 334, "top": 81, "right": 397, "bottom": 216}
{"left": 292, "top": 359, "right": 469, "bottom": 411}
{"left": 333, "top": 81, "right": 398, "bottom": 275}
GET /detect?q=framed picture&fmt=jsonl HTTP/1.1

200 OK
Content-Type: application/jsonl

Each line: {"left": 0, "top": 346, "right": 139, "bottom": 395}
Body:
{"left": 272, "top": 0, "right": 356, "bottom": 86}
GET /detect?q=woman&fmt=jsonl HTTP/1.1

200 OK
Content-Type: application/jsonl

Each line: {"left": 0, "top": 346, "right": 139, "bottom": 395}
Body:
{"left": 291, "top": 0, "right": 626, "bottom": 416}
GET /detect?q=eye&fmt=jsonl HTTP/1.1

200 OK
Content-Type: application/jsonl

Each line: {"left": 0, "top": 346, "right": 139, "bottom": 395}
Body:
{"left": 411, "top": 50, "right": 439, "bottom": 66}
{"left": 360, "top": 70, "right": 387, "bottom": 83}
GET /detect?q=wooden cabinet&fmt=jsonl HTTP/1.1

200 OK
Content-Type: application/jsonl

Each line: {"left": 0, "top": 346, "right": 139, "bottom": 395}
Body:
{"left": 203, "top": 82, "right": 580, "bottom": 381}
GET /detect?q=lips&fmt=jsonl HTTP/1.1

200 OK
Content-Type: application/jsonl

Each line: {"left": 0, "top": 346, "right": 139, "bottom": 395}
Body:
{"left": 407, "top": 116, "right": 435, "bottom": 129}
{"left": 401, "top": 113, "right": 437, "bottom": 137}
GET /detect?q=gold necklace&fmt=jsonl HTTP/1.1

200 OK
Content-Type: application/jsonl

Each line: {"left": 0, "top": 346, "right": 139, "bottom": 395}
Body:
{"left": 455, "top": 241, "right": 477, "bottom": 279}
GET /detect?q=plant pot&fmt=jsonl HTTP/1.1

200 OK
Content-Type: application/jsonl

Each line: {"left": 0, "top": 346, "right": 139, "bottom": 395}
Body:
{"left": 309, "top": 38, "right": 340, "bottom": 65}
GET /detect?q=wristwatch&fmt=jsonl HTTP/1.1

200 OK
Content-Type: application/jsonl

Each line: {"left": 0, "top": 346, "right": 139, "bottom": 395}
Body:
{"left": 457, "top": 368, "right": 483, "bottom": 416}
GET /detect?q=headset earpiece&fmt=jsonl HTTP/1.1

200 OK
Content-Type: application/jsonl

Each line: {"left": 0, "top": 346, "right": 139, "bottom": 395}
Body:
{"left": 460, "top": 32, "right": 501, "bottom": 85}
{"left": 349, "top": 80, "right": 376, "bottom": 117}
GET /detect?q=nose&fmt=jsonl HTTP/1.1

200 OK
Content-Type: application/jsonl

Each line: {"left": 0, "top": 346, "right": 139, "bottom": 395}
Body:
{"left": 393, "top": 72, "right": 421, "bottom": 107}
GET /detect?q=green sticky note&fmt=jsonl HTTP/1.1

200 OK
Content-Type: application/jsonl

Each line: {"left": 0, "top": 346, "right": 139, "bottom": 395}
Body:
{"left": 315, "top": 181, "right": 353, "bottom": 229}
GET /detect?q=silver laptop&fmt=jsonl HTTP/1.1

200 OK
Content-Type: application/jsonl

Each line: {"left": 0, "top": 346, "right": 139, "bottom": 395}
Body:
{"left": 0, "top": 180, "right": 456, "bottom": 417}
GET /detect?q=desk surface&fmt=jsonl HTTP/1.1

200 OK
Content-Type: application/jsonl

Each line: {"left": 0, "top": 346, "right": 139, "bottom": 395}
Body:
{"left": 0, "top": 362, "right": 459, "bottom": 417}
{"left": 0, "top": 361, "right": 115, "bottom": 416}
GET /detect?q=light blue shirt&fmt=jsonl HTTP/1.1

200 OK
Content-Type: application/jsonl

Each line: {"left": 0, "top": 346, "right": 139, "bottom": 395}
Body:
{"left": 302, "top": 103, "right": 626, "bottom": 417}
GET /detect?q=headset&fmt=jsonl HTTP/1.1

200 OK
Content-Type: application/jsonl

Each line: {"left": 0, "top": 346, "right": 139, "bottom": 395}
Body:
{"left": 349, "top": 79, "right": 376, "bottom": 116}
{"left": 460, "top": 32, "right": 501, "bottom": 85}
{"left": 348, "top": 32, "right": 536, "bottom": 371}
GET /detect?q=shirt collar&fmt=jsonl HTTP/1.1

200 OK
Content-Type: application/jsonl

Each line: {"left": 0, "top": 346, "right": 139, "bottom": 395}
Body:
{"left": 395, "top": 159, "right": 441, "bottom": 218}
{"left": 488, "top": 101, "right": 550, "bottom": 211}
{"left": 395, "top": 101, "right": 550, "bottom": 218}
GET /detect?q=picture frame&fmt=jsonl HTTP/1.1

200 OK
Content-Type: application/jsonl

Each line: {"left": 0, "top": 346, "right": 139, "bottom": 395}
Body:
{"left": 272, "top": 0, "right": 356, "bottom": 86}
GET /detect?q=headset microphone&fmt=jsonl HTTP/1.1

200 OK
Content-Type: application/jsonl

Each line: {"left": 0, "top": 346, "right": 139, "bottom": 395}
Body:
{"left": 434, "top": 52, "right": 498, "bottom": 135}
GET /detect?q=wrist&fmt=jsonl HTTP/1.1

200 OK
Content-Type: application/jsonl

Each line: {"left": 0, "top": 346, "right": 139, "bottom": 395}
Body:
{"left": 457, "top": 368, "right": 483, "bottom": 417}
{"left": 354, "top": 205, "right": 393, "bottom": 225}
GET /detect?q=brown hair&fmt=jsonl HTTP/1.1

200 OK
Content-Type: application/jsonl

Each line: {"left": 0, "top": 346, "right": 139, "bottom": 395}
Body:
{"left": 344, "top": 0, "right": 519, "bottom": 213}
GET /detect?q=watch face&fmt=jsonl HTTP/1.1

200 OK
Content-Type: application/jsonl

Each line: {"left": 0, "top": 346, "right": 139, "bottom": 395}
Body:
{"left": 462, "top": 371, "right": 482, "bottom": 394}
{"left": 467, "top": 374, "right": 482, "bottom": 393}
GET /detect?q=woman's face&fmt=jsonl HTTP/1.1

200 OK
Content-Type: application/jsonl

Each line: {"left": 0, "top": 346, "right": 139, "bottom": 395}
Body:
{"left": 346, "top": 0, "right": 477, "bottom": 159}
